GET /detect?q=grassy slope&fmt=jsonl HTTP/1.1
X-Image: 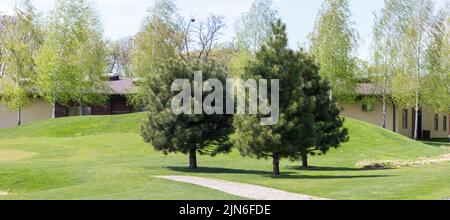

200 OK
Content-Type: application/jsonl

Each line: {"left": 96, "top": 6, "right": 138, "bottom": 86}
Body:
{"left": 0, "top": 113, "right": 448, "bottom": 200}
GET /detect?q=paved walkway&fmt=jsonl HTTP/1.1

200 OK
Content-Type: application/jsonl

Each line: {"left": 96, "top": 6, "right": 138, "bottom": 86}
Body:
{"left": 156, "top": 175, "right": 326, "bottom": 200}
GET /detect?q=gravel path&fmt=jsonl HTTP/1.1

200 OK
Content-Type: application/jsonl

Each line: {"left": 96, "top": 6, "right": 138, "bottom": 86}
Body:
{"left": 156, "top": 175, "right": 326, "bottom": 200}
{"left": 357, "top": 154, "right": 450, "bottom": 169}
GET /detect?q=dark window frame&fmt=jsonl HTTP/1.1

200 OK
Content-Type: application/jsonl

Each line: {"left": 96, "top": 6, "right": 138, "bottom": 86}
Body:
{"left": 362, "top": 103, "right": 374, "bottom": 112}
{"left": 444, "top": 115, "right": 447, "bottom": 131}
{"left": 402, "top": 109, "right": 408, "bottom": 129}
{"left": 434, "top": 114, "right": 439, "bottom": 131}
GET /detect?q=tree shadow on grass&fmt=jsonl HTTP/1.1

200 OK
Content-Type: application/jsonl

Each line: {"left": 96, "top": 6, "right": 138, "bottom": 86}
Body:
{"left": 166, "top": 166, "right": 287, "bottom": 175}
{"left": 287, "top": 166, "right": 393, "bottom": 172}
{"left": 421, "top": 138, "right": 450, "bottom": 148}
{"left": 166, "top": 166, "right": 395, "bottom": 180}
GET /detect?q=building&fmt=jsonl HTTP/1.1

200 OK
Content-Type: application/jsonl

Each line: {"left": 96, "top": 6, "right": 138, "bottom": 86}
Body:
{"left": 339, "top": 83, "right": 449, "bottom": 139}
{"left": 0, "top": 75, "right": 138, "bottom": 129}
{"left": 53, "top": 74, "right": 137, "bottom": 117}
{"left": 1, "top": 80, "right": 449, "bottom": 139}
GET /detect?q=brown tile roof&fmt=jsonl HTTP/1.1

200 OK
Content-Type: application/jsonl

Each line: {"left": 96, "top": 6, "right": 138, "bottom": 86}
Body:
{"left": 107, "top": 77, "right": 136, "bottom": 95}
{"left": 356, "top": 83, "right": 389, "bottom": 95}
{"left": 0, "top": 77, "right": 136, "bottom": 95}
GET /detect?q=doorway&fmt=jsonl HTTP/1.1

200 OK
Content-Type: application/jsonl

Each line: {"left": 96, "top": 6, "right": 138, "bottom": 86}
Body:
{"left": 412, "top": 108, "right": 423, "bottom": 139}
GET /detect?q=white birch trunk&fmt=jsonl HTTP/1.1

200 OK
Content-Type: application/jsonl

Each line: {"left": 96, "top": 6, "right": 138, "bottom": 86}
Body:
{"left": 17, "top": 107, "right": 21, "bottom": 126}
{"left": 52, "top": 93, "right": 56, "bottom": 119}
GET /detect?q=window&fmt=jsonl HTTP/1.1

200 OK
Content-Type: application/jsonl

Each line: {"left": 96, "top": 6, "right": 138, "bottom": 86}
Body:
{"left": 434, "top": 114, "right": 439, "bottom": 131}
{"left": 68, "top": 107, "right": 79, "bottom": 116}
{"left": 402, "top": 109, "right": 408, "bottom": 129}
{"left": 362, "top": 103, "right": 373, "bottom": 112}
{"left": 68, "top": 106, "right": 92, "bottom": 116}
{"left": 84, "top": 107, "right": 92, "bottom": 115}
{"left": 444, "top": 116, "right": 447, "bottom": 131}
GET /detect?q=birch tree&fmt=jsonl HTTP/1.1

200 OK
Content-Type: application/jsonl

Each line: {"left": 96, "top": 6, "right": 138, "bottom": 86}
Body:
{"left": 309, "top": 0, "right": 359, "bottom": 100}
{"left": 423, "top": 6, "right": 450, "bottom": 113}
{"left": 36, "top": 0, "right": 107, "bottom": 117}
{"left": 0, "top": 0, "right": 42, "bottom": 125}
{"left": 230, "top": 0, "right": 278, "bottom": 77}
{"left": 391, "top": 0, "right": 440, "bottom": 140}
{"left": 234, "top": 0, "right": 278, "bottom": 53}
{"left": 129, "top": 0, "right": 181, "bottom": 107}
{"left": 371, "top": 0, "right": 406, "bottom": 129}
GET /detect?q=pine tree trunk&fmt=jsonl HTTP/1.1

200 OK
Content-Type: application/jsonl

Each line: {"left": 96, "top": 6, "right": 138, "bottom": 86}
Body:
{"left": 273, "top": 153, "right": 280, "bottom": 176}
{"left": 189, "top": 148, "right": 198, "bottom": 169}
{"left": 17, "top": 107, "right": 21, "bottom": 126}
{"left": 301, "top": 153, "right": 308, "bottom": 168}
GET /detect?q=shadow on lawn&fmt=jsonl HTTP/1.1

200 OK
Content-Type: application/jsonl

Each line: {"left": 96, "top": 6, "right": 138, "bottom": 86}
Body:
{"left": 166, "top": 166, "right": 395, "bottom": 180}
{"left": 421, "top": 138, "right": 450, "bottom": 148}
{"left": 287, "top": 166, "right": 393, "bottom": 171}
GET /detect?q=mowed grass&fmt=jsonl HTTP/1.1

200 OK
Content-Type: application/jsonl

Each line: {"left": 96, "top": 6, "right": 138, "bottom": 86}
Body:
{"left": 0, "top": 113, "right": 449, "bottom": 200}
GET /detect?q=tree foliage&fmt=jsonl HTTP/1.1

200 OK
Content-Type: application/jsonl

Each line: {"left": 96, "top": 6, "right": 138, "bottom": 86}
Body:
{"left": 233, "top": 20, "right": 303, "bottom": 176}
{"left": 234, "top": 0, "right": 279, "bottom": 53}
{"left": 0, "top": 0, "right": 42, "bottom": 125}
{"left": 136, "top": 0, "right": 233, "bottom": 169}
{"left": 129, "top": 0, "right": 181, "bottom": 108}
{"left": 130, "top": 0, "right": 227, "bottom": 107}
{"left": 291, "top": 52, "right": 349, "bottom": 167}
{"left": 140, "top": 59, "right": 233, "bottom": 169}
{"left": 106, "top": 37, "right": 132, "bottom": 77}
{"left": 390, "top": 0, "right": 449, "bottom": 139}
{"left": 371, "top": 0, "right": 406, "bottom": 129}
{"left": 423, "top": 5, "right": 450, "bottom": 113}
{"left": 309, "top": 0, "right": 359, "bottom": 100}
{"left": 230, "top": 0, "right": 278, "bottom": 79}
{"left": 36, "top": 0, "right": 107, "bottom": 116}
{"left": 234, "top": 21, "right": 349, "bottom": 174}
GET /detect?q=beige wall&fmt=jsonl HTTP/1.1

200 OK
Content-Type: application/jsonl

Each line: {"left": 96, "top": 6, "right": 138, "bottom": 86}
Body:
{"left": 339, "top": 102, "right": 396, "bottom": 131}
{"left": 422, "top": 108, "right": 449, "bottom": 139}
{"left": 339, "top": 101, "right": 449, "bottom": 139}
{"left": 396, "top": 108, "right": 413, "bottom": 138}
{"left": 0, "top": 100, "right": 52, "bottom": 129}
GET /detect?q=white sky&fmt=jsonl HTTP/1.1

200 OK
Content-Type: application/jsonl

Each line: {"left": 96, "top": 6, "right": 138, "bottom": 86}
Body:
{"left": 0, "top": 0, "right": 448, "bottom": 60}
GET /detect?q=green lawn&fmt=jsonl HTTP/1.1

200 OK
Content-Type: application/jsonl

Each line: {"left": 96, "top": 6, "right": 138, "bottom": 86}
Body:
{"left": 0, "top": 113, "right": 448, "bottom": 200}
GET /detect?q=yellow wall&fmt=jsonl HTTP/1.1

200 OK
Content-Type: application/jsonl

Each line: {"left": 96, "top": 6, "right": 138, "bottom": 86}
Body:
{"left": 339, "top": 102, "right": 449, "bottom": 139}
{"left": 339, "top": 102, "right": 396, "bottom": 131}
{"left": 396, "top": 108, "right": 413, "bottom": 138}
{"left": 0, "top": 100, "right": 52, "bottom": 129}
{"left": 422, "top": 108, "right": 449, "bottom": 139}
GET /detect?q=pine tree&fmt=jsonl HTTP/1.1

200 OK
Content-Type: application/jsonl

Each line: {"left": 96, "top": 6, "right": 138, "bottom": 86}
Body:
{"left": 233, "top": 20, "right": 301, "bottom": 176}
{"left": 292, "top": 52, "right": 349, "bottom": 167}
{"left": 141, "top": 59, "right": 233, "bottom": 169}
